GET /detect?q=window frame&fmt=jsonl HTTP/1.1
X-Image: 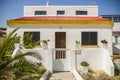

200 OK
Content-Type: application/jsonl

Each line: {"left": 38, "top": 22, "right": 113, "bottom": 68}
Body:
{"left": 24, "top": 32, "right": 40, "bottom": 43}
{"left": 76, "top": 11, "right": 88, "bottom": 15}
{"left": 81, "top": 32, "right": 98, "bottom": 46}
{"left": 35, "top": 11, "right": 47, "bottom": 15}
{"left": 57, "top": 11, "right": 65, "bottom": 15}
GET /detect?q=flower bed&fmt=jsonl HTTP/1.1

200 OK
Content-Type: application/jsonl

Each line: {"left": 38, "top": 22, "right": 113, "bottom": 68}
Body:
{"left": 79, "top": 70, "right": 114, "bottom": 80}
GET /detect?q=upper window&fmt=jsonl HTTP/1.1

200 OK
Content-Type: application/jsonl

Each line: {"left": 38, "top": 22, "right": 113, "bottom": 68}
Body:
{"left": 76, "top": 11, "right": 87, "bottom": 15}
{"left": 81, "top": 32, "right": 97, "bottom": 45}
{"left": 35, "top": 11, "right": 47, "bottom": 15}
{"left": 103, "top": 17, "right": 112, "bottom": 21}
{"left": 57, "top": 11, "right": 65, "bottom": 15}
{"left": 113, "top": 17, "right": 120, "bottom": 22}
{"left": 103, "top": 16, "right": 120, "bottom": 22}
{"left": 24, "top": 32, "right": 40, "bottom": 42}
{"left": 114, "top": 36, "right": 118, "bottom": 43}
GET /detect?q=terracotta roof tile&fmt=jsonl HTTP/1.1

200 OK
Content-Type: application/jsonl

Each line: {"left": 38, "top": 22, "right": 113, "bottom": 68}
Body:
{"left": 7, "top": 16, "right": 113, "bottom": 26}
{"left": 13, "top": 16, "right": 108, "bottom": 21}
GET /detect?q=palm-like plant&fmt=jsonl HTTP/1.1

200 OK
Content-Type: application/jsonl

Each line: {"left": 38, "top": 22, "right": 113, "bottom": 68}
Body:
{"left": 0, "top": 27, "right": 19, "bottom": 60}
{"left": 0, "top": 28, "right": 46, "bottom": 80}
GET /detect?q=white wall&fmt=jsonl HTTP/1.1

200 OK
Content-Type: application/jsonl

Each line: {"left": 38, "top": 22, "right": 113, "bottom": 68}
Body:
{"left": 76, "top": 48, "right": 103, "bottom": 71}
{"left": 20, "top": 49, "right": 53, "bottom": 73}
{"left": 20, "top": 49, "right": 46, "bottom": 66}
{"left": 102, "top": 49, "right": 114, "bottom": 76}
{"left": 8, "top": 26, "right": 113, "bottom": 54}
{"left": 113, "top": 23, "right": 120, "bottom": 32}
{"left": 24, "top": 6, "right": 98, "bottom": 16}
{"left": 70, "top": 48, "right": 114, "bottom": 76}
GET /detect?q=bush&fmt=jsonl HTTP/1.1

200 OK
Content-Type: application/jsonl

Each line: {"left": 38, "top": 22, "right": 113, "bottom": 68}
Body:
{"left": 81, "top": 61, "right": 89, "bottom": 66}
{"left": 23, "top": 33, "right": 40, "bottom": 49}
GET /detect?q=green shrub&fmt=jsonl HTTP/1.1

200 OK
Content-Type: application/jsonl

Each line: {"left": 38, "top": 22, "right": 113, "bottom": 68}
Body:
{"left": 0, "top": 28, "right": 46, "bottom": 80}
{"left": 81, "top": 61, "right": 89, "bottom": 66}
{"left": 23, "top": 33, "right": 40, "bottom": 49}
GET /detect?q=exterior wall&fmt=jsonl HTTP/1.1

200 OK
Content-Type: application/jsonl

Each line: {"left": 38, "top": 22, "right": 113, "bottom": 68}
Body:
{"left": 70, "top": 49, "right": 114, "bottom": 76}
{"left": 16, "top": 48, "right": 114, "bottom": 75}
{"left": 21, "top": 49, "right": 47, "bottom": 66}
{"left": 112, "top": 22, "right": 120, "bottom": 54}
{"left": 20, "top": 49, "right": 53, "bottom": 73}
{"left": 102, "top": 49, "right": 114, "bottom": 76}
{"left": 76, "top": 48, "right": 103, "bottom": 71}
{"left": 8, "top": 26, "right": 113, "bottom": 75}
{"left": 113, "top": 23, "right": 120, "bottom": 31}
{"left": 8, "top": 26, "right": 113, "bottom": 54}
{"left": 24, "top": 6, "right": 98, "bottom": 16}
{"left": 112, "top": 23, "right": 120, "bottom": 44}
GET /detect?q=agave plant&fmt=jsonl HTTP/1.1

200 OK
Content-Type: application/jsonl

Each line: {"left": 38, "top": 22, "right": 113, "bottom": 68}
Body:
{"left": 0, "top": 28, "right": 46, "bottom": 80}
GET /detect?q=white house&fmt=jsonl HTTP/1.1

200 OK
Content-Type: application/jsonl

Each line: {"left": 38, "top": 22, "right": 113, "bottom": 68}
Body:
{"left": 7, "top": 5, "right": 114, "bottom": 76}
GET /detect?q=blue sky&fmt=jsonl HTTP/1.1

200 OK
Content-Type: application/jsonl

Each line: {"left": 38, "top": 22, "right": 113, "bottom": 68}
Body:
{"left": 0, "top": 0, "right": 120, "bottom": 27}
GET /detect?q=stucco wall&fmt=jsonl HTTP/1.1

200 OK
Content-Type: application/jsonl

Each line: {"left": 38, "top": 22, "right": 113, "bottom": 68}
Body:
{"left": 24, "top": 6, "right": 98, "bottom": 16}
{"left": 113, "top": 23, "right": 120, "bottom": 31}
{"left": 8, "top": 26, "right": 113, "bottom": 54}
{"left": 20, "top": 49, "right": 46, "bottom": 66}
{"left": 76, "top": 48, "right": 103, "bottom": 71}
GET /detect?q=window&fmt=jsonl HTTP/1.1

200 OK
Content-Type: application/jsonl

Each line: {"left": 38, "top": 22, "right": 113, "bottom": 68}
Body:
{"left": 113, "top": 17, "right": 120, "bottom": 22}
{"left": 35, "top": 11, "right": 46, "bottom": 15}
{"left": 115, "top": 36, "right": 118, "bottom": 43}
{"left": 24, "top": 32, "right": 40, "bottom": 42}
{"left": 57, "top": 11, "right": 65, "bottom": 15}
{"left": 103, "top": 17, "right": 112, "bottom": 21}
{"left": 103, "top": 16, "right": 120, "bottom": 22}
{"left": 76, "top": 11, "right": 87, "bottom": 15}
{"left": 81, "top": 32, "right": 97, "bottom": 45}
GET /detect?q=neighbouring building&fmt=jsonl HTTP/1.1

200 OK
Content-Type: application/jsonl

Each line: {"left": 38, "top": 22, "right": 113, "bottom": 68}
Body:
{"left": 0, "top": 27, "right": 6, "bottom": 43}
{"left": 101, "top": 15, "right": 120, "bottom": 54}
{"left": 7, "top": 5, "right": 114, "bottom": 76}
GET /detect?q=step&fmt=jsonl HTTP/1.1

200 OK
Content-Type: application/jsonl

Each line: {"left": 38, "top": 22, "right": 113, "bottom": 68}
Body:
{"left": 48, "top": 72, "right": 76, "bottom": 80}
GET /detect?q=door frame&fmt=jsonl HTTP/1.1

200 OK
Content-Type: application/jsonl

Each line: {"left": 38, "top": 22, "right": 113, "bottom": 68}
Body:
{"left": 53, "top": 32, "right": 70, "bottom": 71}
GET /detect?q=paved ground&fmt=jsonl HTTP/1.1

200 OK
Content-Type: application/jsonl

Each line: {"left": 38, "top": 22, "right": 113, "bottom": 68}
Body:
{"left": 48, "top": 72, "right": 76, "bottom": 80}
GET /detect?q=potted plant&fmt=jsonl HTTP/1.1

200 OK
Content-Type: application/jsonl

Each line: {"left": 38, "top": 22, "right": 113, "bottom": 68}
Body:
{"left": 112, "top": 55, "right": 120, "bottom": 70}
{"left": 75, "top": 40, "right": 80, "bottom": 50}
{"left": 80, "top": 61, "right": 89, "bottom": 74}
{"left": 41, "top": 39, "right": 50, "bottom": 49}
{"left": 15, "top": 36, "right": 21, "bottom": 49}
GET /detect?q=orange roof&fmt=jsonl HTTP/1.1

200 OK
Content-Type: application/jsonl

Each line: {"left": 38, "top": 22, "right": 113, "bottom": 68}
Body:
{"left": 7, "top": 16, "right": 114, "bottom": 26}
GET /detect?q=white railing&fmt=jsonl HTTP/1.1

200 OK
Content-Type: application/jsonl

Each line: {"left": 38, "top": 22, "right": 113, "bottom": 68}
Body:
{"left": 53, "top": 48, "right": 69, "bottom": 59}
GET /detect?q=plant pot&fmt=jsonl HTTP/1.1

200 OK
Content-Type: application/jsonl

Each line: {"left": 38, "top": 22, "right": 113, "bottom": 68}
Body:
{"left": 114, "top": 59, "right": 120, "bottom": 70}
{"left": 76, "top": 43, "right": 80, "bottom": 50}
{"left": 15, "top": 43, "right": 20, "bottom": 49}
{"left": 42, "top": 43, "right": 48, "bottom": 49}
{"left": 81, "top": 66, "right": 89, "bottom": 74}
{"left": 103, "top": 43, "right": 107, "bottom": 49}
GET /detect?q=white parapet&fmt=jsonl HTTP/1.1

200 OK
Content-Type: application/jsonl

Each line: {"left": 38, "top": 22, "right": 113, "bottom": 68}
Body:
{"left": 40, "top": 70, "right": 50, "bottom": 80}
{"left": 72, "top": 69, "right": 84, "bottom": 80}
{"left": 102, "top": 49, "right": 114, "bottom": 76}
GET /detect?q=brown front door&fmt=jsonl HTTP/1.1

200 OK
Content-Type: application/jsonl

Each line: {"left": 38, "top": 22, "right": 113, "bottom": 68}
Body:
{"left": 55, "top": 32, "right": 66, "bottom": 48}
{"left": 55, "top": 32, "right": 66, "bottom": 59}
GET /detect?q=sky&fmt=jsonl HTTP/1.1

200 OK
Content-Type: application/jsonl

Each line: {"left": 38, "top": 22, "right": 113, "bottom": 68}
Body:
{"left": 0, "top": 0, "right": 120, "bottom": 27}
